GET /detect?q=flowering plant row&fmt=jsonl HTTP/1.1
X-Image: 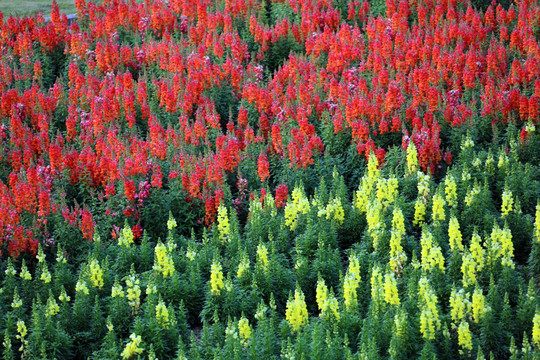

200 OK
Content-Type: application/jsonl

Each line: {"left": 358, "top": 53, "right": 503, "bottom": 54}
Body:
{"left": 0, "top": 0, "right": 539, "bottom": 358}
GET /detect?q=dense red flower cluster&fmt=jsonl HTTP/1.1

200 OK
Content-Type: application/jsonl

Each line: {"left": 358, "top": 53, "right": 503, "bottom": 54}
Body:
{"left": 0, "top": 0, "right": 538, "bottom": 257}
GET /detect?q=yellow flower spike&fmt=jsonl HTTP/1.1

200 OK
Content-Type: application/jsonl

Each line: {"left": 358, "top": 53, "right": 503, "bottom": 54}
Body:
{"left": 118, "top": 223, "right": 134, "bottom": 247}
{"left": 534, "top": 203, "right": 540, "bottom": 242}
{"left": 406, "top": 142, "right": 418, "bottom": 175}
{"left": 155, "top": 300, "right": 170, "bottom": 328}
{"left": 217, "top": 203, "right": 230, "bottom": 242}
{"left": 315, "top": 278, "right": 340, "bottom": 321}
{"left": 445, "top": 175, "right": 458, "bottom": 207}
{"left": 167, "top": 212, "right": 177, "bottom": 230}
{"left": 413, "top": 198, "right": 426, "bottom": 227}
{"left": 471, "top": 286, "right": 488, "bottom": 323}
{"left": 418, "top": 277, "right": 440, "bottom": 340}
{"left": 366, "top": 199, "right": 383, "bottom": 250}
{"left": 210, "top": 259, "right": 224, "bottom": 296}
{"left": 153, "top": 241, "right": 175, "bottom": 278}
{"left": 238, "top": 316, "right": 252, "bottom": 346}
{"left": 40, "top": 264, "right": 52, "bottom": 283}
{"left": 46, "top": 295, "right": 60, "bottom": 317}
{"left": 448, "top": 216, "right": 464, "bottom": 252}
{"left": 125, "top": 272, "right": 141, "bottom": 313}
{"left": 458, "top": 320, "right": 473, "bottom": 353}
{"left": 89, "top": 258, "right": 104, "bottom": 289}
{"left": 449, "top": 287, "right": 469, "bottom": 324}
{"left": 370, "top": 265, "right": 385, "bottom": 309}
{"left": 75, "top": 279, "right": 89, "bottom": 295}
{"left": 420, "top": 228, "right": 445, "bottom": 273}
{"left": 237, "top": 252, "right": 250, "bottom": 279}
{"left": 470, "top": 231, "right": 485, "bottom": 272}
{"left": 20, "top": 260, "right": 32, "bottom": 281}
{"left": 383, "top": 271, "right": 400, "bottom": 306}
{"left": 36, "top": 245, "right": 45, "bottom": 262}
{"left": 532, "top": 311, "right": 540, "bottom": 348}
{"left": 256, "top": 243, "right": 269, "bottom": 271}
{"left": 285, "top": 287, "right": 309, "bottom": 331}
{"left": 501, "top": 188, "right": 513, "bottom": 217}
{"left": 461, "top": 252, "right": 476, "bottom": 287}
{"left": 121, "top": 333, "right": 143, "bottom": 359}
{"left": 343, "top": 255, "right": 361, "bottom": 311}
{"left": 16, "top": 320, "right": 27, "bottom": 339}
{"left": 431, "top": 193, "right": 446, "bottom": 222}
{"left": 11, "top": 289, "right": 22, "bottom": 309}
{"left": 389, "top": 207, "right": 407, "bottom": 274}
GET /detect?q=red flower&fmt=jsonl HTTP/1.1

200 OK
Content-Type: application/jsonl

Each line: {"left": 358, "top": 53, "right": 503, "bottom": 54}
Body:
{"left": 257, "top": 152, "right": 270, "bottom": 182}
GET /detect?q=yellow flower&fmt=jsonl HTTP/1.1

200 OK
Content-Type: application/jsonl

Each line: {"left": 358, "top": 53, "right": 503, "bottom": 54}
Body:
{"left": 284, "top": 186, "right": 310, "bottom": 230}
{"left": 76, "top": 279, "right": 89, "bottom": 295}
{"left": 285, "top": 287, "right": 309, "bottom": 331}
{"left": 210, "top": 259, "right": 224, "bottom": 295}
{"left": 11, "top": 289, "right": 22, "bottom": 308}
{"left": 533, "top": 311, "right": 540, "bottom": 348}
{"left": 156, "top": 300, "right": 170, "bottom": 328}
{"left": 322, "top": 198, "right": 345, "bottom": 224}
{"left": 417, "top": 172, "right": 431, "bottom": 198}
{"left": 376, "top": 177, "right": 398, "bottom": 210}
{"left": 237, "top": 252, "right": 250, "bottom": 279}
{"left": 457, "top": 320, "right": 473, "bottom": 353}
{"left": 20, "top": 260, "right": 32, "bottom": 281}
{"left": 366, "top": 199, "right": 383, "bottom": 250}
{"left": 316, "top": 278, "right": 340, "bottom": 321}
{"left": 46, "top": 295, "right": 60, "bottom": 317}
{"left": 413, "top": 198, "right": 426, "bottom": 227}
{"left": 465, "top": 184, "right": 480, "bottom": 207}
{"left": 40, "top": 265, "right": 52, "bottom": 283}
{"left": 343, "top": 255, "right": 361, "bottom": 311}
{"left": 16, "top": 320, "right": 27, "bottom": 338}
{"left": 471, "top": 286, "right": 488, "bottom": 323}
{"left": 418, "top": 277, "right": 440, "bottom": 340}
{"left": 461, "top": 252, "right": 476, "bottom": 287}
{"left": 59, "top": 286, "right": 71, "bottom": 302}
{"left": 118, "top": 223, "right": 134, "bottom": 247}
{"left": 89, "top": 258, "right": 104, "bottom": 289}
{"left": 167, "top": 212, "right": 177, "bottom": 230}
{"left": 256, "top": 243, "right": 269, "bottom": 271}
{"left": 406, "top": 142, "right": 418, "bottom": 175}
{"left": 36, "top": 245, "right": 45, "bottom": 262}
{"left": 389, "top": 207, "right": 407, "bottom": 274}
{"left": 383, "top": 271, "right": 400, "bottom": 306}
{"left": 111, "top": 278, "right": 124, "bottom": 298}
{"left": 238, "top": 316, "right": 251, "bottom": 346}
{"left": 470, "top": 231, "right": 485, "bottom": 272}
{"left": 121, "top": 334, "right": 143, "bottom": 359}
{"left": 153, "top": 241, "right": 175, "bottom": 278}
{"left": 125, "top": 273, "right": 141, "bottom": 312}
{"left": 370, "top": 265, "right": 384, "bottom": 309}
{"left": 432, "top": 193, "right": 446, "bottom": 222}
{"left": 420, "top": 228, "right": 445, "bottom": 273}
{"left": 444, "top": 175, "right": 458, "bottom": 207}
{"left": 501, "top": 188, "right": 513, "bottom": 216}
{"left": 490, "top": 223, "right": 514, "bottom": 268}
{"left": 448, "top": 216, "right": 464, "bottom": 252}
{"left": 449, "top": 287, "right": 470, "bottom": 324}
{"left": 217, "top": 204, "right": 230, "bottom": 241}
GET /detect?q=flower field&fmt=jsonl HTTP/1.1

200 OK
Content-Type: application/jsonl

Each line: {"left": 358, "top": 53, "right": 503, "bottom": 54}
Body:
{"left": 0, "top": 0, "right": 539, "bottom": 358}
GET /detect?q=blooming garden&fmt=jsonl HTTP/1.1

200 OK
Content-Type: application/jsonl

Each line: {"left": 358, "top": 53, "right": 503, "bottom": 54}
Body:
{"left": 0, "top": 0, "right": 539, "bottom": 358}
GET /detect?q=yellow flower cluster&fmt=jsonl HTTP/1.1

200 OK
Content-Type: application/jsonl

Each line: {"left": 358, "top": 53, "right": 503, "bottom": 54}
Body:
{"left": 167, "top": 212, "right": 177, "bottom": 230}
{"left": 125, "top": 273, "right": 141, "bottom": 312}
{"left": 501, "top": 188, "right": 513, "bottom": 216}
{"left": 156, "top": 300, "right": 170, "bottom": 328}
{"left": 237, "top": 252, "right": 250, "bottom": 279}
{"left": 464, "top": 184, "right": 481, "bottom": 207}
{"left": 46, "top": 294, "right": 60, "bottom": 317}
{"left": 406, "top": 142, "right": 418, "bottom": 175}
{"left": 366, "top": 199, "right": 383, "bottom": 250}
{"left": 285, "top": 287, "right": 309, "bottom": 332}
{"left": 533, "top": 311, "right": 540, "bottom": 348}
{"left": 445, "top": 175, "right": 458, "bottom": 207}
{"left": 457, "top": 320, "right": 473, "bottom": 353}
{"left": 383, "top": 271, "right": 400, "bottom": 306}
{"left": 418, "top": 277, "right": 440, "bottom": 340}
{"left": 40, "top": 264, "right": 52, "bottom": 283}
{"left": 449, "top": 287, "right": 470, "bottom": 324}
{"left": 376, "top": 177, "right": 398, "bottom": 209}
{"left": 256, "top": 243, "right": 269, "bottom": 271}
{"left": 431, "top": 193, "right": 446, "bottom": 222}
{"left": 490, "top": 223, "right": 514, "bottom": 268}
{"left": 59, "top": 286, "right": 70, "bottom": 302}
{"left": 389, "top": 207, "right": 407, "bottom": 274}
{"left": 370, "top": 265, "right": 384, "bottom": 310}
{"left": 89, "top": 258, "right": 104, "bottom": 289}
{"left": 448, "top": 216, "right": 464, "bottom": 252}
{"left": 284, "top": 187, "right": 310, "bottom": 230}
{"left": 11, "top": 289, "right": 22, "bottom": 308}
{"left": 210, "top": 259, "right": 224, "bottom": 295}
{"left": 318, "top": 198, "right": 345, "bottom": 225}
{"left": 413, "top": 198, "right": 426, "bottom": 227}
{"left": 420, "top": 228, "right": 445, "bottom": 273}
{"left": 238, "top": 316, "right": 251, "bottom": 346}
{"left": 118, "top": 223, "right": 134, "bottom": 247}
{"left": 20, "top": 260, "right": 31, "bottom": 281}
{"left": 471, "top": 286, "right": 488, "bottom": 323}
{"left": 316, "top": 278, "right": 340, "bottom": 321}
{"left": 462, "top": 232, "right": 486, "bottom": 286}
{"left": 16, "top": 320, "right": 28, "bottom": 352}
{"left": 217, "top": 204, "right": 230, "bottom": 242}
{"left": 153, "top": 241, "right": 175, "bottom": 278}
{"left": 355, "top": 154, "right": 379, "bottom": 213}
{"left": 121, "top": 333, "right": 143, "bottom": 359}
{"left": 343, "top": 255, "right": 361, "bottom": 311}
{"left": 111, "top": 277, "right": 124, "bottom": 297}
{"left": 76, "top": 279, "right": 89, "bottom": 295}
{"left": 417, "top": 172, "right": 431, "bottom": 199}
